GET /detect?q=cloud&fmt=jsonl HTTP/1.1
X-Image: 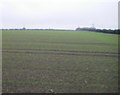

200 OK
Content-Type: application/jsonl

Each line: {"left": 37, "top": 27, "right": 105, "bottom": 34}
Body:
{"left": 0, "top": 0, "right": 119, "bottom": 29}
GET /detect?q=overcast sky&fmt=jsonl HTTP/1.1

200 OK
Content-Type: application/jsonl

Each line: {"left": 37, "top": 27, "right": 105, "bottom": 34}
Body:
{"left": 0, "top": 0, "right": 119, "bottom": 29}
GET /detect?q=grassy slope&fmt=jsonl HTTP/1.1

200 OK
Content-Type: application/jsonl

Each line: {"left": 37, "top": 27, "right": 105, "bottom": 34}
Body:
{"left": 3, "top": 30, "right": 118, "bottom": 53}
{"left": 2, "top": 30, "right": 118, "bottom": 93}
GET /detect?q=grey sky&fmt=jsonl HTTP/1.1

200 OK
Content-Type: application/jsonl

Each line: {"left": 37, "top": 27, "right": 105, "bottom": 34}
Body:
{"left": 0, "top": 0, "right": 119, "bottom": 29}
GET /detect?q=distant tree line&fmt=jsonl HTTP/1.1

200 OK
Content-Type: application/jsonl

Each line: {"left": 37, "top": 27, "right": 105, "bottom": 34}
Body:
{"left": 1, "top": 27, "right": 120, "bottom": 34}
{"left": 1, "top": 28, "right": 74, "bottom": 31}
{"left": 76, "top": 27, "right": 120, "bottom": 34}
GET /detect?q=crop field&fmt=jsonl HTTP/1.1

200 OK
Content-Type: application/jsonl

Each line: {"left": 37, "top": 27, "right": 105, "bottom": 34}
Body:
{"left": 2, "top": 30, "right": 119, "bottom": 93}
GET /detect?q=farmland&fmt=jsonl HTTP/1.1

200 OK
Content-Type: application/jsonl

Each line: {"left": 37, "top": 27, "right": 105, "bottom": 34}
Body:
{"left": 2, "top": 30, "right": 118, "bottom": 93}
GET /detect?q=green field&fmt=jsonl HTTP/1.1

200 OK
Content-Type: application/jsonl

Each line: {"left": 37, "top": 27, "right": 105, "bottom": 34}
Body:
{"left": 2, "top": 30, "right": 119, "bottom": 93}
